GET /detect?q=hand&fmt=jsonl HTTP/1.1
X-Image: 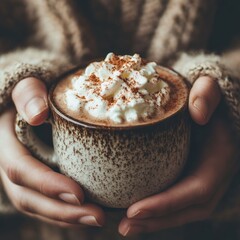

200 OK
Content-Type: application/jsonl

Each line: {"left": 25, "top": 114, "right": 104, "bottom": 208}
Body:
{"left": 0, "top": 77, "right": 105, "bottom": 227}
{"left": 118, "top": 76, "right": 238, "bottom": 236}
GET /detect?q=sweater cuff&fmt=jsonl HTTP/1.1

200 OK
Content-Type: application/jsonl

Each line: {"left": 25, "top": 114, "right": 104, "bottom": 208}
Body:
{"left": 173, "top": 52, "right": 240, "bottom": 138}
{"left": 0, "top": 177, "right": 16, "bottom": 215}
{"left": 0, "top": 47, "right": 74, "bottom": 113}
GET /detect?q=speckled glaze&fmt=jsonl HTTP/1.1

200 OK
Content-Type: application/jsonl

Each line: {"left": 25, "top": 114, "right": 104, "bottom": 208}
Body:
{"left": 15, "top": 66, "right": 191, "bottom": 208}
{"left": 50, "top": 109, "right": 190, "bottom": 208}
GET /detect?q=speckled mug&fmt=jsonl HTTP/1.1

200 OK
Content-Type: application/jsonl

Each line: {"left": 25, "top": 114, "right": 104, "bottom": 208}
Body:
{"left": 15, "top": 66, "right": 190, "bottom": 208}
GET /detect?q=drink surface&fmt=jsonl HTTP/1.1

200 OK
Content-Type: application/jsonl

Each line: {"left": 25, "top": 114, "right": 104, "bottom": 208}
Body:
{"left": 52, "top": 54, "right": 188, "bottom": 127}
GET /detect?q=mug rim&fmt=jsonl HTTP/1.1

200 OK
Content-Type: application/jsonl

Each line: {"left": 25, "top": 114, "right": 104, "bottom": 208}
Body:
{"left": 48, "top": 64, "right": 189, "bottom": 130}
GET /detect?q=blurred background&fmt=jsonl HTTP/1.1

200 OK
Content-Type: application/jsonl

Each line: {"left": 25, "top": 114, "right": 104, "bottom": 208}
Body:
{"left": 1, "top": 0, "right": 240, "bottom": 239}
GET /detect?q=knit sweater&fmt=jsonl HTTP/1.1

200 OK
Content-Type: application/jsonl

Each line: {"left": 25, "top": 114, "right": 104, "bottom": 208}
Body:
{"left": 0, "top": 0, "right": 240, "bottom": 239}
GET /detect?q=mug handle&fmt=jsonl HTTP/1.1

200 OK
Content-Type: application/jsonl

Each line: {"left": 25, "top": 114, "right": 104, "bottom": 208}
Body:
{"left": 15, "top": 113, "right": 57, "bottom": 167}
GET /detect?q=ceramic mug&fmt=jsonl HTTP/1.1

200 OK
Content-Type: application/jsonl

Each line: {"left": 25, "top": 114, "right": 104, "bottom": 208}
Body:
{"left": 15, "top": 66, "right": 191, "bottom": 208}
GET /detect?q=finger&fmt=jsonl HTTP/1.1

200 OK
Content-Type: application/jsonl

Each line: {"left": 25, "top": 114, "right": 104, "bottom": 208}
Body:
{"left": 29, "top": 212, "right": 106, "bottom": 229}
{"left": 119, "top": 172, "right": 232, "bottom": 237}
{"left": 12, "top": 77, "right": 48, "bottom": 126}
{"left": 26, "top": 213, "right": 87, "bottom": 228}
{"left": 1, "top": 171, "right": 105, "bottom": 227}
{"left": 126, "top": 175, "right": 212, "bottom": 219}
{"left": 189, "top": 76, "right": 221, "bottom": 125}
{"left": 126, "top": 160, "right": 218, "bottom": 219}
{"left": 119, "top": 206, "right": 208, "bottom": 236}
{"left": 0, "top": 109, "right": 84, "bottom": 205}
{"left": 126, "top": 118, "right": 235, "bottom": 219}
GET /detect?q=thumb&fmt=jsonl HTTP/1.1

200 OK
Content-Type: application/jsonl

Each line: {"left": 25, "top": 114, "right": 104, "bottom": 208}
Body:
{"left": 12, "top": 77, "right": 49, "bottom": 126}
{"left": 189, "top": 76, "right": 221, "bottom": 125}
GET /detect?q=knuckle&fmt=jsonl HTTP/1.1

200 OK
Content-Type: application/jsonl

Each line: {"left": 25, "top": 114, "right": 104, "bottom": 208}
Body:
{"left": 39, "top": 182, "right": 45, "bottom": 195}
{"left": 6, "top": 165, "right": 23, "bottom": 186}
{"left": 38, "top": 170, "right": 54, "bottom": 195}
{"left": 198, "top": 187, "right": 211, "bottom": 203}
{"left": 39, "top": 180, "right": 49, "bottom": 196}
{"left": 15, "top": 197, "right": 31, "bottom": 213}
{"left": 193, "top": 178, "right": 213, "bottom": 203}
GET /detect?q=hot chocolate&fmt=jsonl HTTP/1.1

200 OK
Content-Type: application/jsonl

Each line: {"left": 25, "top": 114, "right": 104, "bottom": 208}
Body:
{"left": 53, "top": 53, "right": 188, "bottom": 127}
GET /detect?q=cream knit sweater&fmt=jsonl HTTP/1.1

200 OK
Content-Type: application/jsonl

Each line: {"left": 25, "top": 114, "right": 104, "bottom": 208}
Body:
{"left": 0, "top": 0, "right": 240, "bottom": 236}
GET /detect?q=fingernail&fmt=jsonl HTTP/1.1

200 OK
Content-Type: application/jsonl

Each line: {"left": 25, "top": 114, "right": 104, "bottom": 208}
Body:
{"left": 25, "top": 97, "right": 47, "bottom": 120}
{"left": 122, "top": 224, "right": 144, "bottom": 237}
{"left": 193, "top": 97, "right": 209, "bottom": 122}
{"left": 59, "top": 193, "right": 81, "bottom": 206}
{"left": 129, "top": 210, "right": 152, "bottom": 219}
{"left": 78, "top": 216, "right": 102, "bottom": 227}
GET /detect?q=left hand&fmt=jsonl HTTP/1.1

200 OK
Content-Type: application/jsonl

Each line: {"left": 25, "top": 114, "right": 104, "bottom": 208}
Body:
{"left": 118, "top": 76, "right": 239, "bottom": 236}
{"left": 0, "top": 78, "right": 106, "bottom": 228}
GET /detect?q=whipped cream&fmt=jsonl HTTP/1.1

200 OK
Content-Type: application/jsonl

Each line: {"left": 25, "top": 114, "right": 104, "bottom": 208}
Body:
{"left": 65, "top": 53, "right": 170, "bottom": 123}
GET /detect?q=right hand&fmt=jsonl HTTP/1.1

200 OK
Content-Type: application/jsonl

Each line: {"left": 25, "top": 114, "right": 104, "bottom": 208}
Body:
{"left": 0, "top": 77, "right": 105, "bottom": 227}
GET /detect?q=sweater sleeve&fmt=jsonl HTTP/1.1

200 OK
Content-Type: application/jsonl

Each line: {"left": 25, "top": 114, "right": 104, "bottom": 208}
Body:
{"left": 173, "top": 47, "right": 240, "bottom": 137}
{"left": 0, "top": 47, "right": 74, "bottom": 113}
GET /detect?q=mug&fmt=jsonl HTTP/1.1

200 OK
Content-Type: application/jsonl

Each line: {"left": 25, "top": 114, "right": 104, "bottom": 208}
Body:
{"left": 15, "top": 66, "right": 191, "bottom": 208}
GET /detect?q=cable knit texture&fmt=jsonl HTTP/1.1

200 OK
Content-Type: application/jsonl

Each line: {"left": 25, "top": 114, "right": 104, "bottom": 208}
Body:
{"left": 0, "top": 48, "right": 74, "bottom": 112}
{"left": 0, "top": 0, "right": 240, "bottom": 238}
